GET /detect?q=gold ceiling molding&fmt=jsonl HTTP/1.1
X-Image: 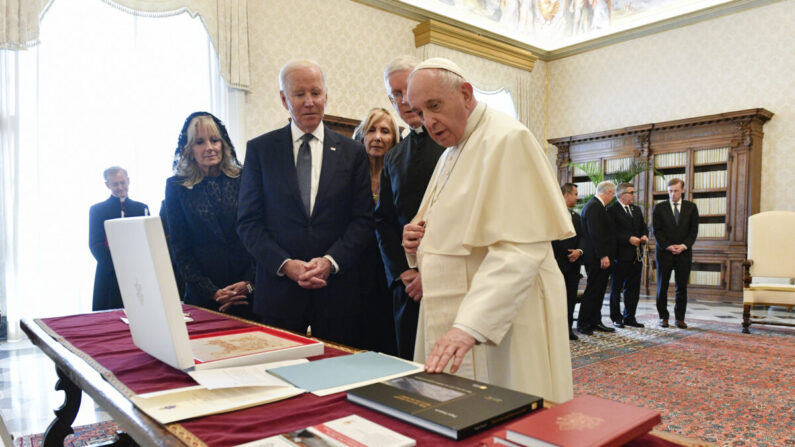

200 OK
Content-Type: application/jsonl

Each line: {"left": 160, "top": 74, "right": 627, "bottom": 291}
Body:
{"left": 412, "top": 20, "right": 537, "bottom": 72}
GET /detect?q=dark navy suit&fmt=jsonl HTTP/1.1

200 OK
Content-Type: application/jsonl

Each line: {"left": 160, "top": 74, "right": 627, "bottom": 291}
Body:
{"left": 607, "top": 202, "right": 648, "bottom": 323}
{"left": 578, "top": 196, "right": 616, "bottom": 331}
{"left": 652, "top": 200, "right": 699, "bottom": 321}
{"left": 88, "top": 196, "right": 149, "bottom": 311}
{"left": 552, "top": 209, "right": 584, "bottom": 331}
{"left": 237, "top": 124, "right": 374, "bottom": 347}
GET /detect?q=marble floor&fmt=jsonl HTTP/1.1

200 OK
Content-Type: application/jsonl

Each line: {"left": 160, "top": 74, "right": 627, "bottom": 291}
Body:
{"left": 0, "top": 298, "right": 791, "bottom": 446}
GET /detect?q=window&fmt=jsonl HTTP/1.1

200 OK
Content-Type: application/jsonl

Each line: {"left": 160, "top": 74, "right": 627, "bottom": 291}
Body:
{"left": 473, "top": 87, "right": 518, "bottom": 119}
{"left": 0, "top": 0, "right": 237, "bottom": 338}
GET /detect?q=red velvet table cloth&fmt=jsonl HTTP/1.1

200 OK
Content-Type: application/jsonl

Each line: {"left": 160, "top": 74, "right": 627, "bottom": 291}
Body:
{"left": 39, "top": 306, "right": 678, "bottom": 447}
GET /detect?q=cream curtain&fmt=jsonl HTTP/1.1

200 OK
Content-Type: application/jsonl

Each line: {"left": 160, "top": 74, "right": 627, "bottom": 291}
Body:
{"left": 417, "top": 43, "right": 534, "bottom": 129}
{"left": 0, "top": 0, "right": 250, "bottom": 90}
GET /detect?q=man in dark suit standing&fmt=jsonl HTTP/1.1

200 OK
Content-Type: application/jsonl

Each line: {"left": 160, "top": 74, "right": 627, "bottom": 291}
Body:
{"left": 577, "top": 181, "right": 617, "bottom": 335}
{"left": 552, "top": 183, "right": 585, "bottom": 341}
{"left": 375, "top": 55, "right": 446, "bottom": 359}
{"left": 607, "top": 182, "right": 648, "bottom": 328}
{"left": 652, "top": 178, "right": 699, "bottom": 329}
{"left": 237, "top": 59, "right": 374, "bottom": 347}
{"left": 89, "top": 167, "right": 149, "bottom": 311}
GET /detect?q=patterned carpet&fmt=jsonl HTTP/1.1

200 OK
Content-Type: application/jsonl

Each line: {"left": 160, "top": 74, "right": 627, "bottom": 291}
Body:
{"left": 571, "top": 315, "right": 794, "bottom": 447}
{"left": 13, "top": 421, "right": 121, "bottom": 447}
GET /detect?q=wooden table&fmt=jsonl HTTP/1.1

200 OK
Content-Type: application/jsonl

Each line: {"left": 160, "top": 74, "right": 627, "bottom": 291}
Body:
{"left": 22, "top": 309, "right": 709, "bottom": 447}
{"left": 21, "top": 317, "right": 185, "bottom": 447}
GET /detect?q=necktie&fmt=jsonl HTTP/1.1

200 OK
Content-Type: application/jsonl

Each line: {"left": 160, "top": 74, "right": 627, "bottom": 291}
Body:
{"left": 673, "top": 202, "right": 680, "bottom": 225}
{"left": 297, "top": 133, "right": 312, "bottom": 215}
{"left": 625, "top": 205, "right": 631, "bottom": 216}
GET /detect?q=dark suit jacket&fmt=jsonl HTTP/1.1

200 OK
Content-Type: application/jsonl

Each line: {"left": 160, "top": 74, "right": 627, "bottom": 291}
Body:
{"left": 652, "top": 199, "right": 699, "bottom": 266}
{"left": 607, "top": 202, "right": 648, "bottom": 262}
{"left": 165, "top": 174, "right": 254, "bottom": 313}
{"left": 581, "top": 196, "right": 616, "bottom": 265}
{"left": 89, "top": 195, "right": 149, "bottom": 310}
{"left": 552, "top": 209, "right": 584, "bottom": 274}
{"left": 375, "top": 127, "right": 445, "bottom": 285}
{"left": 237, "top": 124, "right": 374, "bottom": 319}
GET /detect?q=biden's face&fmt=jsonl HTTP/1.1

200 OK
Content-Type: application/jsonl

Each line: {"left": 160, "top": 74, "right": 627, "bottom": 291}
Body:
{"left": 280, "top": 66, "right": 327, "bottom": 134}
{"left": 407, "top": 69, "right": 473, "bottom": 148}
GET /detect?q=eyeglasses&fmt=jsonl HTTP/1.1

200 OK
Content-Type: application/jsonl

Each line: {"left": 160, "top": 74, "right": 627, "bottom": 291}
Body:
{"left": 388, "top": 91, "right": 404, "bottom": 104}
{"left": 621, "top": 191, "right": 636, "bottom": 195}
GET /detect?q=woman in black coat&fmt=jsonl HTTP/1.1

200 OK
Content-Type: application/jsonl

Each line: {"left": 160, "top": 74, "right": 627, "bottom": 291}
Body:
{"left": 352, "top": 108, "right": 399, "bottom": 355}
{"left": 164, "top": 112, "right": 256, "bottom": 319}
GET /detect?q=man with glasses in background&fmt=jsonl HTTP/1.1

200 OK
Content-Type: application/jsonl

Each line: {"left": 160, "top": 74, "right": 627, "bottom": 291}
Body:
{"left": 607, "top": 182, "right": 648, "bottom": 328}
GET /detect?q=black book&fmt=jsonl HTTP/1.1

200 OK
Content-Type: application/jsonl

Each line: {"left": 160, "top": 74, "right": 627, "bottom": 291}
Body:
{"left": 346, "top": 372, "right": 543, "bottom": 440}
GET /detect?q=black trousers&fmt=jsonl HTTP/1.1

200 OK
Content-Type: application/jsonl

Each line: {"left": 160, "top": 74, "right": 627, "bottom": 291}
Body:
{"left": 609, "top": 260, "right": 643, "bottom": 322}
{"left": 561, "top": 268, "right": 582, "bottom": 329}
{"left": 392, "top": 283, "right": 420, "bottom": 360}
{"left": 655, "top": 254, "right": 692, "bottom": 321}
{"left": 577, "top": 262, "right": 611, "bottom": 330}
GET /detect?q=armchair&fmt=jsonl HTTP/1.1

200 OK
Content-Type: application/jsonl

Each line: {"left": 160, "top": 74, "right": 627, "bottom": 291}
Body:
{"left": 742, "top": 211, "right": 795, "bottom": 333}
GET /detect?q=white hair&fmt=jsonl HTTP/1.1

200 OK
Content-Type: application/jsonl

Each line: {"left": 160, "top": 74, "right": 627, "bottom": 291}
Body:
{"left": 279, "top": 59, "right": 326, "bottom": 91}
{"left": 596, "top": 181, "right": 616, "bottom": 194}
{"left": 383, "top": 55, "right": 421, "bottom": 91}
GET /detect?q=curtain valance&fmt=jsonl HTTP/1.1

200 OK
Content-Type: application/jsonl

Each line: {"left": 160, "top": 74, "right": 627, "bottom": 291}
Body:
{"left": 0, "top": 0, "right": 250, "bottom": 90}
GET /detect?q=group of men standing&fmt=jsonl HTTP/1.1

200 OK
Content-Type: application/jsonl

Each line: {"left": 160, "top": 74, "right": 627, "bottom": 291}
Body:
{"left": 555, "top": 178, "right": 700, "bottom": 340}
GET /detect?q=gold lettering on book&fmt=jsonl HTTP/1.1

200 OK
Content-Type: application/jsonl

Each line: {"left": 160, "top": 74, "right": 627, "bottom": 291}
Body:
{"left": 395, "top": 395, "right": 431, "bottom": 408}
{"left": 557, "top": 412, "right": 604, "bottom": 431}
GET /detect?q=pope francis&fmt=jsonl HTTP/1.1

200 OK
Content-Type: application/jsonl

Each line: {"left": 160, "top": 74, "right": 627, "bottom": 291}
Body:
{"left": 402, "top": 58, "right": 575, "bottom": 404}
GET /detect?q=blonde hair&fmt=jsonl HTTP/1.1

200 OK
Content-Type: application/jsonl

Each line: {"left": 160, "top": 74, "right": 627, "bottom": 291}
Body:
{"left": 352, "top": 108, "right": 399, "bottom": 150}
{"left": 174, "top": 115, "right": 241, "bottom": 188}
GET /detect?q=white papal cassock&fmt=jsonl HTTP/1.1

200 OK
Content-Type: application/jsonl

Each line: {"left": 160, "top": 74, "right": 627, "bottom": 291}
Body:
{"left": 409, "top": 101, "right": 575, "bottom": 404}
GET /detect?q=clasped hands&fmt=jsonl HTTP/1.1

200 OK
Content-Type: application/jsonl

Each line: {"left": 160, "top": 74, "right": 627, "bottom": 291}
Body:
{"left": 629, "top": 235, "right": 649, "bottom": 247}
{"left": 283, "top": 257, "right": 332, "bottom": 289}
{"left": 214, "top": 281, "right": 250, "bottom": 312}
{"left": 666, "top": 244, "right": 687, "bottom": 255}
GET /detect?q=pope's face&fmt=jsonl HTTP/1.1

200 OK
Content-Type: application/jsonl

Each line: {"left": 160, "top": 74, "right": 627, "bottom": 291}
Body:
{"left": 386, "top": 69, "right": 422, "bottom": 128}
{"left": 105, "top": 171, "right": 129, "bottom": 199}
{"left": 280, "top": 66, "right": 327, "bottom": 134}
{"left": 407, "top": 69, "right": 474, "bottom": 148}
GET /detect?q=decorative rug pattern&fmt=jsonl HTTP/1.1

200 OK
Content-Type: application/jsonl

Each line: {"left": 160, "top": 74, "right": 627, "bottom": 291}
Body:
{"left": 13, "top": 421, "right": 121, "bottom": 447}
{"left": 571, "top": 315, "right": 794, "bottom": 447}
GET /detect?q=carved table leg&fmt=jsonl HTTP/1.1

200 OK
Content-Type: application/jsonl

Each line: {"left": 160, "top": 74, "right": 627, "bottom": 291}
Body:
{"left": 43, "top": 366, "right": 82, "bottom": 447}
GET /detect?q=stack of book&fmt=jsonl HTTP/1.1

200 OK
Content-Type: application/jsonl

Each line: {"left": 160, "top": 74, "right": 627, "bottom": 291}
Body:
{"left": 477, "top": 395, "right": 661, "bottom": 447}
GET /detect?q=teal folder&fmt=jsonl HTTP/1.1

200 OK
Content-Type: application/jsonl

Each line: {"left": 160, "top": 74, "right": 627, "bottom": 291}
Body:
{"left": 268, "top": 351, "right": 419, "bottom": 392}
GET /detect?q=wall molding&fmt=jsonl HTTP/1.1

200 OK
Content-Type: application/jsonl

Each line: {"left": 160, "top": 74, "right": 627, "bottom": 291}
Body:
{"left": 412, "top": 20, "right": 537, "bottom": 71}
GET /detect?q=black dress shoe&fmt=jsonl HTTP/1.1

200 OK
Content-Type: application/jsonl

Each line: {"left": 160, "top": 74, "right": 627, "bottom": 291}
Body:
{"left": 623, "top": 320, "right": 645, "bottom": 328}
{"left": 594, "top": 323, "right": 616, "bottom": 332}
{"left": 577, "top": 327, "right": 594, "bottom": 335}
{"left": 569, "top": 330, "right": 579, "bottom": 341}
{"left": 612, "top": 320, "right": 625, "bottom": 328}
{"left": 659, "top": 319, "right": 669, "bottom": 328}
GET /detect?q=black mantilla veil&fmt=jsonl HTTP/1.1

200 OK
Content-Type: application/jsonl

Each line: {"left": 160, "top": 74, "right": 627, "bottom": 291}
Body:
{"left": 173, "top": 111, "right": 239, "bottom": 170}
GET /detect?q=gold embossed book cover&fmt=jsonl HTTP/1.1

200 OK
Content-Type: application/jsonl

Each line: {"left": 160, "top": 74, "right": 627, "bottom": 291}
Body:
{"left": 504, "top": 395, "right": 661, "bottom": 447}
